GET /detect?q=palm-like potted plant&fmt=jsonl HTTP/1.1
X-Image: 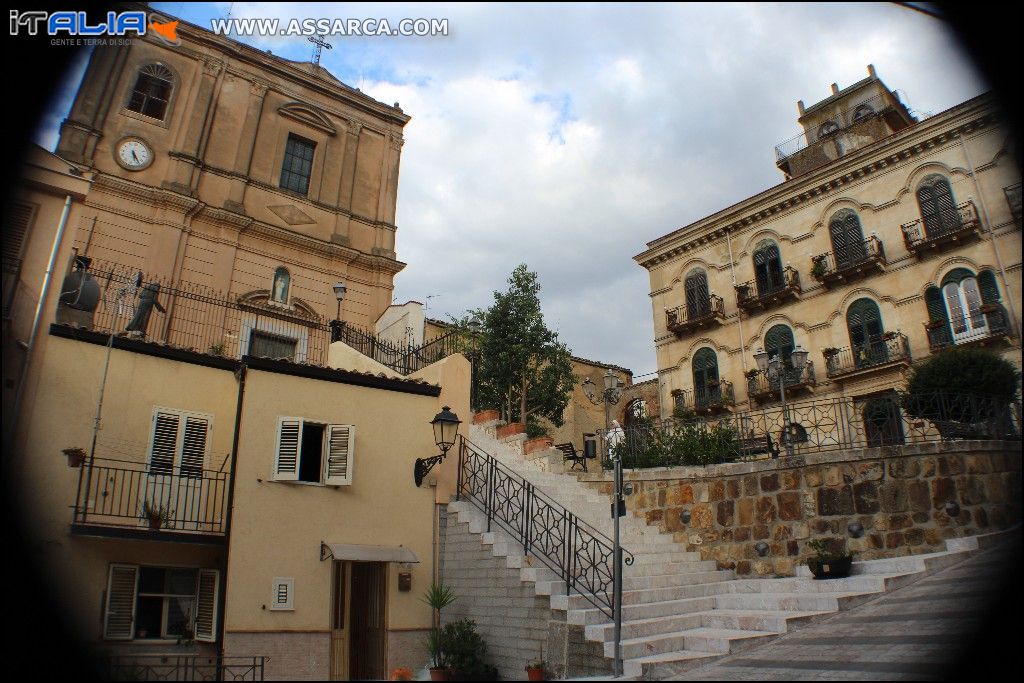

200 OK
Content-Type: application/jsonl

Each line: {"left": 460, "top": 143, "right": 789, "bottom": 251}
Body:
{"left": 140, "top": 500, "right": 173, "bottom": 530}
{"left": 421, "top": 583, "right": 456, "bottom": 680}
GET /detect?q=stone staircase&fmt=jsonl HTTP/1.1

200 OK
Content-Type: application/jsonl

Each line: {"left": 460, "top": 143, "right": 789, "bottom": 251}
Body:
{"left": 451, "top": 421, "right": 1009, "bottom": 679}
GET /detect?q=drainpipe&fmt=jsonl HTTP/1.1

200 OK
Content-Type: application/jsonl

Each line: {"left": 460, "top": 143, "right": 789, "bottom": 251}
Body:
{"left": 7, "top": 195, "right": 73, "bottom": 456}
{"left": 218, "top": 361, "right": 247, "bottom": 654}
{"left": 960, "top": 137, "right": 1021, "bottom": 340}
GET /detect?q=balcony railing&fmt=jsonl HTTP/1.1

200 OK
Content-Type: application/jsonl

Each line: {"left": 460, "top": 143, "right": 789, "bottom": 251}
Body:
{"left": 823, "top": 332, "right": 912, "bottom": 379}
{"left": 901, "top": 201, "right": 981, "bottom": 253}
{"left": 676, "top": 380, "right": 735, "bottom": 415}
{"left": 103, "top": 655, "right": 265, "bottom": 681}
{"left": 666, "top": 294, "right": 725, "bottom": 336}
{"left": 746, "top": 361, "right": 816, "bottom": 403}
{"left": 73, "top": 457, "right": 229, "bottom": 540}
{"left": 735, "top": 267, "right": 801, "bottom": 312}
{"left": 925, "top": 307, "right": 1013, "bottom": 352}
{"left": 810, "top": 236, "right": 886, "bottom": 286}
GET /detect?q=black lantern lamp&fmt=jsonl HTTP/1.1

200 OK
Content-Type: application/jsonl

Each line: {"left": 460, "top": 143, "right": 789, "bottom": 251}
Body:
{"left": 414, "top": 406, "right": 462, "bottom": 487}
{"left": 329, "top": 282, "right": 347, "bottom": 342}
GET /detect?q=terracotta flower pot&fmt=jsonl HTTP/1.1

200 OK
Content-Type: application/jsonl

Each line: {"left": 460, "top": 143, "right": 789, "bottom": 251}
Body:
{"left": 428, "top": 667, "right": 450, "bottom": 681}
{"left": 526, "top": 666, "right": 545, "bottom": 681}
{"left": 472, "top": 409, "right": 500, "bottom": 424}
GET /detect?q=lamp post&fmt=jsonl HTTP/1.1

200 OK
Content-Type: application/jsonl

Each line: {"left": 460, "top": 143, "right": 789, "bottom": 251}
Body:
{"left": 414, "top": 406, "right": 462, "bottom": 487}
{"left": 330, "top": 282, "right": 347, "bottom": 342}
{"left": 753, "top": 344, "right": 809, "bottom": 457}
{"left": 582, "top": 368, "right": 625, "bottom": 677}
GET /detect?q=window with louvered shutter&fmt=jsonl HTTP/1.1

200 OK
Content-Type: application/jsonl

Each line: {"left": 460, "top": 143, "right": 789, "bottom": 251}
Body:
{"left": 150, "top": 412, "right": 180, "bottom": 476}
{"left": 275, "top": 418, "right": 302, "bottom": 480}
{"left": 324, "top": 424, "right": 355, "bottom": 486}
{"left": 194, "top": 569, "right": 219, "bottom": 642}
{"left": 180, "top": 417, "right": 208, "bottom": 479}
{"left": 977, "top": 271, "right": 1001, "bottom": 304}
{"left": 104, "top": 564, "right": 139, "bottom": 640}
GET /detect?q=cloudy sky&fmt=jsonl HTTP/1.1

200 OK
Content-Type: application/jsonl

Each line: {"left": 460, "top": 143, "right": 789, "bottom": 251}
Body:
{"left": 37, "top": 2, "right": 988, "bottom": 377}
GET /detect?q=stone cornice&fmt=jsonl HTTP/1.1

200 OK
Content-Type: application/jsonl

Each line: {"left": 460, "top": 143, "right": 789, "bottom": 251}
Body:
{"left": 635, "top": 94, "right": 1003, "bottom": 269}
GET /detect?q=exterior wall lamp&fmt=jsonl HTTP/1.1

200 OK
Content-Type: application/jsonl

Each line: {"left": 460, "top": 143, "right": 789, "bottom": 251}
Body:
{"left": 414, "top": 406, "right": 462, "bottom": 487}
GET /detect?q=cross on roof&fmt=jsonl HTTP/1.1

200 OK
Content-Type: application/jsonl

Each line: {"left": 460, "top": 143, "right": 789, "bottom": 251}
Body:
{"left": 308, "top": 33, "right": 333, "bottom": 66}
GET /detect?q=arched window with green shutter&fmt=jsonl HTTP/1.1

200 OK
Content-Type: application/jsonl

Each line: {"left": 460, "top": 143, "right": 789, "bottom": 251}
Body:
{"left": 753, "top": 240, "right": 785, "bottom": 296}
{"left": 692, "top": 347, "right": 720, "bottom": 408}
{"left": 684, "top": 268, "right": 710, "bottom": 319}
{"left": 916, "top": 174, "right": 961, "bottom": 237}
{"left": 764, "top": 325, "right": 795, "bottom": 365}
{"left": 976, "top": 270, "right": 1001, "bottom": 304}
{"left": 829, "top": 209, "right": 867, "bottom": 267}
{"left": 846, "top": 298, "right": 886, "bottom": 367}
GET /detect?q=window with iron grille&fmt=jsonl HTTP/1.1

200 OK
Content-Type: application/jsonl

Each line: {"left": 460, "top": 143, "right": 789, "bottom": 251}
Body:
{"left": 280, "top": 134, "right": 316, "bottom": 195}
{"left": 127, "top": 64, "right": 174, "bottom": 120}
{"left": 249, "top": 330, "right": 298, "bottom": 360}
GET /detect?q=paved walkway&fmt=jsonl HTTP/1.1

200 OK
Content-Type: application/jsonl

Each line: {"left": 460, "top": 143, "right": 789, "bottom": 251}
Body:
{"left": 669, "top": 539, "right": 1019, "bottom": 680}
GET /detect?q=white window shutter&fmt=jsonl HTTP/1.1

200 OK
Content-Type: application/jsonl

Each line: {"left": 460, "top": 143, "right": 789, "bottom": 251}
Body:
{"left": 274, "top": 418, "right": 302, "bottom": 481}
{"left": 180, "top": 416, "right": 209, "bottom": 478}
{"left": 324, "top": 424, "right": 355, "bottom": 486}
{"left": 195, "top": 569, "right": 219, "bottom": 642}
{"left": 104, "top": 564, "right": 139, "bottom": 640}
{"left": 150, "top": 411, "right": 180, "bottom": 475}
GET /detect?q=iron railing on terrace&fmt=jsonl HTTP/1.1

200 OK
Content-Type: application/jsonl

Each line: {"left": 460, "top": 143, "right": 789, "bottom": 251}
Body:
{"left": 901, "top": 201, "right": 981, "bottom": 252}
{"left": 666, "top": 294, "right": 726, "bottom": 336}
{"left": 675, "top": 380, "right": 736, "bottom": 414}
{"left": 103, "top": 655, "right": 265, "bottom": 681}
{"left": 925, "top": 308, "right": 1013, "bottom": 351}
{"left": 455, "top": 436, "right": 634, "bottom": 619}
{"left": 62, "top": 260, "right": 475, "bottom": 376}
{"left": 824, "top": 332, "right": 911, "bottom": 378}
{"left": 746, "top": 361, "right": 816, "bottom": 401}
{"left": 601, "top": 391, "right": 1020, "bottom": 470}
{"left": 735, "top": 266, "right": 801, "bottom": 311}
{"left": 810, "top": 235, "right": 886, "bottom": 285}
{"left": 73, "top": 457, "right": 229, "bottom": 538}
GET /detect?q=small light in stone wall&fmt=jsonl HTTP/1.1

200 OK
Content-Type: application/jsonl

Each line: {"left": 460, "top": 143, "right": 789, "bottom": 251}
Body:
{"left": 945, "top": 501, "right": 961, "bottom": 517}
{"left": 754, "top": 541, "right": 770, "bottom": 557}
{"left": 680, "top": 509, "right": 691, "bottom": 524}
{"left": 623, "top": 483, "right": 635, "bottom": 496}
{"left": 847, "top": 521, "right": 864, "bottom": 538}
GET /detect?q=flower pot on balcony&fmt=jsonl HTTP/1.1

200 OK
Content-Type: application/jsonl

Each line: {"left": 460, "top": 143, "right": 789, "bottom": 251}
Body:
{"left": 428, "top": 667, "right": 451, "bottom": 681}
{"left": 978, "top": 304, "right": 1000, "bottom": 314}
{"left": 63, "top": 447, "right": 86, "bottom": 468}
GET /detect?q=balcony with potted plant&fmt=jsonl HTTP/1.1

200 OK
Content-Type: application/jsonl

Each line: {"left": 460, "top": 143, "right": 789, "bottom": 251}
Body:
{"left": 823, "top": 332, "right": 912, "bottom": 381}
{"left": 665, "top": 293, "right": 726, "bottom": 337}
{"left": 809, "top": 235, "right": 886, "bottom": 288}
{"left": 735, "top": 266, "right": 801, "bottom": 313}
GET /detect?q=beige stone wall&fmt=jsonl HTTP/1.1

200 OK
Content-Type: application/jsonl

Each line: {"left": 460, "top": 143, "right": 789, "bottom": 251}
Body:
{"left": 540, "top": 358, "right": 632, "bottom": 449}
{"left": 581, "top": 441, "right": 1021, "bottom": 577}
{"left": 638, "top": 94, "right": 1022, "bottom": 421}
{"left": 55, "top": 8, "right": 409, "bottom": 331}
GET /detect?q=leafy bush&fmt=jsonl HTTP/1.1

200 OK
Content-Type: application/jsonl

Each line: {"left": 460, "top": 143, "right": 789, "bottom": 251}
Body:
{"left": 606, "top": 416, "right": 739, "bottom": 469}
{"left": 906, "top": 347, "right": 1019, "bottom": 401}
{"left": 525, "top": 417, "right": 550, "bottom": 439}
{"left": 440, "top": 619, "right": 498, "bottom": 681}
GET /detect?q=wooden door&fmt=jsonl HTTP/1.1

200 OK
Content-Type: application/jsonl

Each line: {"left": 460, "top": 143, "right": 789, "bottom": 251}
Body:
{"left": 329, "top": 562, "right": 349, "bottom": 680}
{"left": 349, "top": 562, "right": 387, "bottom": 680}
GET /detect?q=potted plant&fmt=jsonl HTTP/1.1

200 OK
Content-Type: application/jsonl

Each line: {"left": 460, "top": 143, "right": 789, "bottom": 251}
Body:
{"left": 880, "top": 331, "right": 898, "bottom": 341}
{"left": 421, "top": 583, "right": 456, "bottom": 681}
{"left": 810, "top": 256, "right": 828, "bottom": 279}
{"left": 390, "top": 668, "right": 413, "bottom": 681}
{"left": 140, "top": 500, "right": 173, "bottom": 530}
{"left": 63, "top": 446, "right": 87, "bottom": 468}
{"left": 440, "top": 619, "right": 496, "bottom": 681}
{"left": 805, "top": 538, "right": 855, "bottom": 579}
{"left": 526, "top": 643, "right": 546, "bottom": 681}
{"left": 821, "top": 347, "right": 841, "bottom": 357}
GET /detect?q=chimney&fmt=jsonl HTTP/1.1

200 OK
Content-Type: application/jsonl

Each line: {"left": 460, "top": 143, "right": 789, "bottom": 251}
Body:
{"left": 797, "top": 99, "right": 805, "bottom": 116}
{"left": 867, "top": 64, "right": 877, "bottom": 78}
{"left": 831, "top": 83, "right": 839, "bottom": 95}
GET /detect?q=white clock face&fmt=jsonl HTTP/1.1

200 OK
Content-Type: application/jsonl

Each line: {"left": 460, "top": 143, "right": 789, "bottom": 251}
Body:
{"left": 117, "top": 138, "right": 152, "bottom": 170}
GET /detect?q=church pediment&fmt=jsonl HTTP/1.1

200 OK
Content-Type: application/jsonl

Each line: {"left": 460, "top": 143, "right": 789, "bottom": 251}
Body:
{"left": 236, "top": 290, "right": 321, "bottom": 322}
{"left": 278, "top": 102, "right": 337, "bottom": 136}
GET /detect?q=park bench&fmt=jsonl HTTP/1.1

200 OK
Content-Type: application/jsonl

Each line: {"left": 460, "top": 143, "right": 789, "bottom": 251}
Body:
{"left": 555, "top": 442, "right": 589, "bottom": 472}
{"left": 737, "top": 433, "right": 779, "bottom": 460}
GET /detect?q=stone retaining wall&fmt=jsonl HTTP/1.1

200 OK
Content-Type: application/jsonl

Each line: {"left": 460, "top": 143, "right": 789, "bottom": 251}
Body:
{"left": 580, "top": 440, "right": 1020, "bottom": 576}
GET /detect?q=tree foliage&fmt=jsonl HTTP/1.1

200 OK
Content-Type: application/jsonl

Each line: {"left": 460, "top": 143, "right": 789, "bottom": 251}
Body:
{"left": 906, "top": 347, "right": 1020, "bottom": 401}
{"left": 461, "top": 264, "right": 575, "bottom": 425}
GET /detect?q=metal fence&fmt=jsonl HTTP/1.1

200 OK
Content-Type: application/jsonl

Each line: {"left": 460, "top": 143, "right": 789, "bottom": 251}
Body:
{"left": 73, "top": 456, "right": 229, "bottom": 536}
{"left": 900, "top": 201, "right": 979, "bottom": 250}
{"left": 602, "top": 391, "right": 1020, "bottom": 470}
{"left": 456, "top": 436, "right": 634, "bottom": 619}
{"left": 104, "top": 655, "right": 265, "bottom": 681}
{"left": 926, "top": 308, "right": 1012, "bottom": 350}
{"left": 811, "top": 235, "right": 886, "bottom": 281}
{"left": 824, "top": 332, "right": 911, "bottom": 378}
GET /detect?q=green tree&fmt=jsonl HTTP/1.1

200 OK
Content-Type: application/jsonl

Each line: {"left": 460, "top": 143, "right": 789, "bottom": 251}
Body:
{"left": 464, "top": 265, "right": 575, "bottom": 426}
{"left": 906, "top": 347, "right": 1020, "bottom": 401}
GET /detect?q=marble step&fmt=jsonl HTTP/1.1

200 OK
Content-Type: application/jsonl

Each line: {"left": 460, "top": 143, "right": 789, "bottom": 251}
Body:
{"left": 569, "top": 596, "right": 719, "bottom": 626}
{"left": 608, "top": 626, "right": 776, "bottom": 658}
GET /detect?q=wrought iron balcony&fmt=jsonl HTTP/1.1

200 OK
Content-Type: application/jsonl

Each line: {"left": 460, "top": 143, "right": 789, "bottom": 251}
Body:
{"left": 810, "top": 236, "right": 886, "bottom": 287}
{"left": 72, "top": 457, "right": 229, "bottom": 543}
{"left": 746, "top": 361, "right": 816, "bottom": 403}
{"left": 104, "top": 655, "right": 265, "bottom": 681}
{"left": 901, "top": 201, "right": 981, "bottom": 254}
{"left": 735, "top": 267, "right": 801, "bottom": 312}
{"left": 666, "top": 294, "right": 725, "bottom": 337}
{"left": 823, "top": 332, "right": 912, "bottom": 379}
{"left": 925, "top": 306, "right": 1013, "bottom": 352}
{"left": 677, "top": 380, "right": 736, "bottom": 415}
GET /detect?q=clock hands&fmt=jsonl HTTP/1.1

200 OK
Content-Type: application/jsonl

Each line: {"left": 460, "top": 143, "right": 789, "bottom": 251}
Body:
{"left": 131, "top": 150, "right": 140, "bottom": 163}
